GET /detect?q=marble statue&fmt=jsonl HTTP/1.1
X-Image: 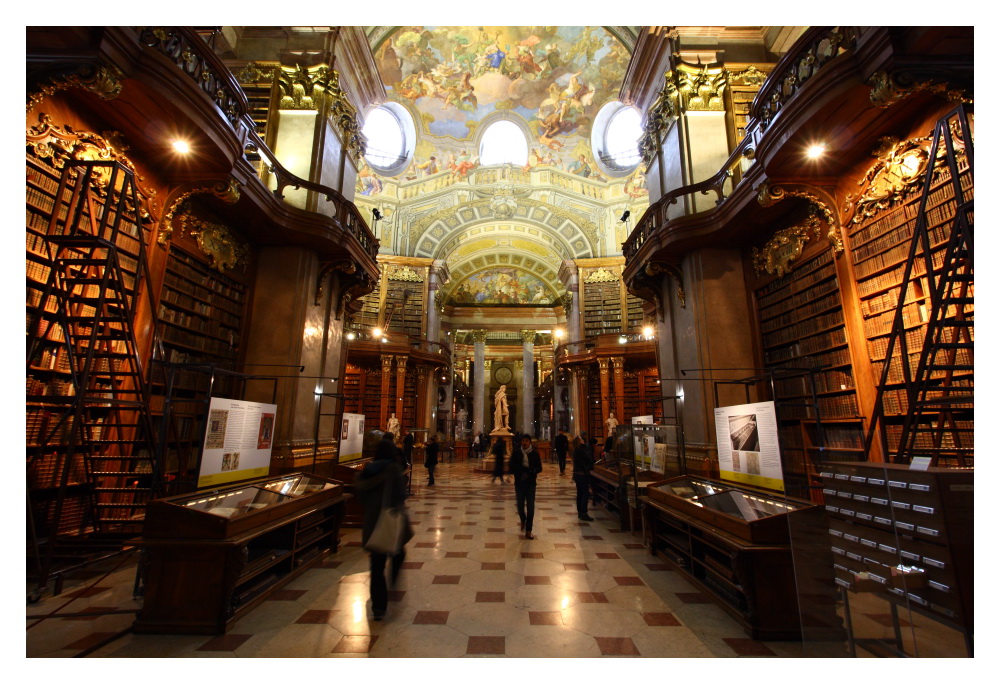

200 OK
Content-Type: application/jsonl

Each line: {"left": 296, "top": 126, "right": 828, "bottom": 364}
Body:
{"left": 493, "top": 385, "right": 510, "bottom": 432}
{"left": 605, "top": 411, "right": 618, "bottom": 435}
{"left": 386, "top": 412, "right": 400, "bottom": 440}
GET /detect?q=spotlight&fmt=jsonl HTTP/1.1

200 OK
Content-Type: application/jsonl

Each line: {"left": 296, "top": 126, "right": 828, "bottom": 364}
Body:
{"left": 554, "top": 329, "right": 565, "bottom": 339}
{"left": 619, "top": 210, "right": 630, "bottom": 222}
{"left": 172, "top": 140, "right": 191, "bottom": 154}
{"left": 642, "top": 326, "right": 654, "bottom": 339}
{"left": 372, "top": 208, "right": 383, "bottom": 222}
{"left": 346, "top": 332, "right": 356, "bottom": 341}
{"left": 381, "top": 336, "right": 389, "bottom": 343}
{"left": 806, "top": 143, "right": 826, "bottom": 159}
{"left": 618, "top": 335, "right": 627, "bottom": 344}
{"left": 372, "top": 327, "right": 383, "bottom": 337}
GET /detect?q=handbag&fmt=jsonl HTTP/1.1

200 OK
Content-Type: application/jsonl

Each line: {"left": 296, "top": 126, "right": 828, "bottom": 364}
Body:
{"left": 364, "top": 473, "right": 410, "bottom": 555}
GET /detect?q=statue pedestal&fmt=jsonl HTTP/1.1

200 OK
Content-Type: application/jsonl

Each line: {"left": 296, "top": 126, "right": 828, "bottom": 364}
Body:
{"left": 476, "top": 428, "right": 513, "bottom": 473}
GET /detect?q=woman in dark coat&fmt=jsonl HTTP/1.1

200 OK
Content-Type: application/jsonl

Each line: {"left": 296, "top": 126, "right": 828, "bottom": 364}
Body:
{"left": 355, "top": 446, "right": 409, "bottom": 620}
{"left": 490, "top": 437, "right": 507, "bottom": 484}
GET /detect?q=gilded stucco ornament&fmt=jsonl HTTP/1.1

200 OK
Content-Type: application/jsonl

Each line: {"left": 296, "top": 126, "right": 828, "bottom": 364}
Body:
{"left": 751, "top": 216, "right": 824, "bottom": 277}
{"left": 560, "top": 292, "right": 573, "bottom": 316}
{"left": 869, "top": 69, "right": 972, "bottom": 109}
{"left": 844, "top": 136, "right": 931, "bottom": 224}
{"left": 758, "top": 182, "right": 843, "bottom": 253}
{"left": 639, "top": 79, "right": 676, "bottom": 169}
{"left": 314, "top": 260, "right": 357, "bottom": 305}
{"left": 387, "top": 265, "right": 424, "bottom": 282}
{"left": 27, "top": 63, "right": 124, "bottom": 113}
{"left": 644, "top": 262, "right": 685, "bottom": 309}
{"left": 278, "top": 65, "right": 366, "bottom": 163}
{"left": 174, "top": 210, "right": 248, "bottom": 272}
{"left": 584, "top": 267, "right": 619, "bottom": 284}
{"left": 671, "top": 62, "right": 728, "bottom": 113}
{"left": 26, "top": 115, "right": 157, "bottom": 219}
{"left": 159, "top": 179, "right": 240, "bottom": 245}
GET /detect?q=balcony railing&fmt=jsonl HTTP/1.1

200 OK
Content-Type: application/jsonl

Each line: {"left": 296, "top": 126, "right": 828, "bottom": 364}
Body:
{"left": 140, "top": 27, "right": 379, "bottom": 262}
{"left": 623, "top": 26, "right": 862, "bottom": 265}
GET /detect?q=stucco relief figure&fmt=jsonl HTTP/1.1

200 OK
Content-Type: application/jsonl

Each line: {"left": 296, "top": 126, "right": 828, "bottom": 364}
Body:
{"left": 386, "top": 413, "right": 401, "bottom": 440}
{"left": 605, "top": 411, "right": 618, "bottom": 434}
{"left": 494, "top": 385, "right": 510, "bottom": 431}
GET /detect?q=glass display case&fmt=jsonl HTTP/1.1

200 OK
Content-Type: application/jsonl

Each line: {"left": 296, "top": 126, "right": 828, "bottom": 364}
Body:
{"left": 136, "top": 472, "right": 350, "bottom": 634}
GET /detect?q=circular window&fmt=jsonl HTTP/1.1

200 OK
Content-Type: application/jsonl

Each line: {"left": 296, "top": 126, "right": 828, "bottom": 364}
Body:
{"left": 478, "top": 120, "right": 528, "bottom": 166}
{"left": 591, "top": 101, "right": 643, "bottom": 177}
{"left": 362, "top": 103, "right": 414, "bottom": 176}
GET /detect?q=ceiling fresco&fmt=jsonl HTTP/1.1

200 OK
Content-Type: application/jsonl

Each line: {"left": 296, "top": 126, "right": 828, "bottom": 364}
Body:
{"left": 447, "top": 267, "right": 557, "bottom": 306}
{"left": 373, "top": 26, "right": 631, "bottom": 156}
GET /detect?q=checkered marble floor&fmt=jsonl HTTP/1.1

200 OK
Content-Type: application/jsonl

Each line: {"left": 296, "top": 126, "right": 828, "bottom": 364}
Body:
{"left": 26, "top": 461, "right": 844, "bottom": 658}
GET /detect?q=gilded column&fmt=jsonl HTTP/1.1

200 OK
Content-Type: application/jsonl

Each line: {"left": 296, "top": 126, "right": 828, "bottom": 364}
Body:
{"left": 380, "top": 354, "right": 393, "bottom": 430}
{"left": 611, "top": 355, "right": 626, "bottom": 422}
{"left": 471, "top": 330, "right": 488, "bottom": 436}
{"left": 426, "top": 260, "right": 449, "bottom": 345}
{"left": 598, "top": 358, "right": 611, "bottom": 435}
{"left": 394, "top": 355, "right": 407, "bottom": 428}
{"left": 520, "top": 330, "right": 536, "bottom": 436}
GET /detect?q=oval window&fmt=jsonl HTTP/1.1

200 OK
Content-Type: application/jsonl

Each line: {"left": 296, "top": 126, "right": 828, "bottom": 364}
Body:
{"left": 362, "top": 103, "right": 414, "bottom": 175}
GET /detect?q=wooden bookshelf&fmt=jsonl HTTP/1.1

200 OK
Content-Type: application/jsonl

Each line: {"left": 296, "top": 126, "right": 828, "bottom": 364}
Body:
{"left": 752, "top": 246, "right": 864, "bottom": 496}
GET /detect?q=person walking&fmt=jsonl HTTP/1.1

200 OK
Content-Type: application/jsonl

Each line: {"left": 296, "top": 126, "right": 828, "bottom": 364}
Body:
{"left": 475, "top": 431, "right": 488, "bottom": 460}
{"left": 402, "top": 427, "right": 414, "bottom": 468}
{"left": 587, "top": 436, "right": 600, "bottom": 505}
{"left": 510, "top": 433, "right": 542, "bottom": 539}
{"left": 490, "top": 437, "right": 507, "bottom": 484}
{"left": 424, "top": 434, "right": 439, "bottom": 485}
{"left": 572, "top": 435, "right": 594, "bottom": 521}
{"left": 554, "top": 430, "right": 569, "bottom": 474}
{"left": 355, "top": 443, "right": 409, "bottom": 621}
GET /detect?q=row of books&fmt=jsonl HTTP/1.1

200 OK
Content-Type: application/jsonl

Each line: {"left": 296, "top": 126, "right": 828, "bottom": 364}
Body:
{"left": 758, "top": 274, "right": 839, "bottom": 321}
{"left": 32, "top": 497, "right": 88, "bottom": 535}
{"left": 27, "top": 376, "right": 74, "bottom": 397}
{"left": 853, "top": 240, "right": 916, "bottom": 279}
{"left": 160, "top": 283, "right": 243, "bottom": 318}
{"left": 760, "top": 289, "right": 841, "bottom": 333}
{"left": 859, "top": 280, "right": 924, "bottom": 318}
{"left": 883, "top": 423, "right": 971, "bottom": 450}
{"left": 159, "top": 305, "right": 240, "bottom": 341}
{"left": 857, "top": 260, "right": 928, "bottom": 298}
{"left": 167, "top": 256, "right": 245, "bottom": 302}
{"left": 866, "top": 327, "right": 925, "bottom": 361}
{"left": 28, "top": 451, "right": 87, "bottom": 489}
{"left": 763, "top": 310, "right": 845, "bottom": 348}
{"left": 813, "top": 425, "right": 864, "bottom": 449}
{"left": 848, "top": 200, "right": 913, "bottom": 244}
{"left": 851, "top": 218, "right": 915, "bottom": 264}
{"left": 862, "top": 302, "right": 925, "bottom": 338}
{"left": 764, "top": 326, "right": 849, "bottom": 364}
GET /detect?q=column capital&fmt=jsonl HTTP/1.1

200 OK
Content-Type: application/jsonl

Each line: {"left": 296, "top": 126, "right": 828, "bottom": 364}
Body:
{"left": 416, "top": 364, "right": 431, "bottom": 380}
{"left": 381, "top": 355, "right": 394, "bottom": 372}
{"left": 471, "top": 329, "right": 489, "bottom": 344}
{"left": 515, "top": 359, "right": 524, "bottom": 371}
{"left": 483, "top": 358, "right": 493, "bottom": 370}
{"left": 611, "top": 355, "right": 625, "bottom": 367}
{"left": 598, "top": 358, "right": 610, "bottom": 371}
{"left": 520, "top": 329, "right": 536, "bottom": 345}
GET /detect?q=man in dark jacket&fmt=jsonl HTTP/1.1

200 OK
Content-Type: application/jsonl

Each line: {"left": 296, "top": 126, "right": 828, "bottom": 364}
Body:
{"left": 355, "top": 448, "right": 409, "bottom": 620}
{"left": 424, "top": 434, "right": 439, "bottom": 485}
{"left": 402, "top": 428, "right": 414, "bottom": 467}
{"left": 554, "top": 430, "right": 569, "bottom": 474}
{"left": 571, "top": 435, "right": 594, "bottom": 520}
{"left": 509, "top": 433, "right": 543, "bottom": 539}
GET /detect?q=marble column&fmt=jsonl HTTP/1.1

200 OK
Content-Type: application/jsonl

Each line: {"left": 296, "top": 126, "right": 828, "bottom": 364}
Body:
{"left": 380, "top": 354, "right": 393, "bottom": 430}
{"left": 611, "top": 355, "right": 626, "bottom": 421}
{"left": 426, "top": 260, "right": 449, "bottom": 345}
{"left": 471, "top": 330, "right": 487, "bottom": 436}
{"left": 520, "top": 330, "right": 536, "bottom": 436}
{"left": 560, "top": 262, "right": 582, "bottom": 353}
{"left": 598, "top": 358, "right": 611, "bottom": 437}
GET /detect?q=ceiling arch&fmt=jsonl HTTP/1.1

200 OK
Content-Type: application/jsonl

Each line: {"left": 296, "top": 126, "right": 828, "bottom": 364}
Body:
{"left": 409, "top": 196, "right": 598, "bottom": 259}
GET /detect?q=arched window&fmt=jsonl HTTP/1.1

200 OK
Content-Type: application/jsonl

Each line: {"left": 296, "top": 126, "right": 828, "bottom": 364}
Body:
{"left": 362, "top": 103, "right": 414, "bottom": 175}
{"left": 591, "top": 102, "right": 643, "bottom": 177}
{"left": 478, "top": 120, "right": 528, "bottom": 166}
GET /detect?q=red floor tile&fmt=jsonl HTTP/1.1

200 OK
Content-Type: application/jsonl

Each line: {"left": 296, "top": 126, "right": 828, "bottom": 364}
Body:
{"left": 401, "top": 562, "right": 424, "bottom": 569}
{"left": 467, "top": 636, "right": 505, "bottom": 654}
{"left": 583, "top": 535, "right": 603, "bottom": 540}
{"left": 643, "top": 612, "right": 681, "bottom": 626}
{"left": 521, "top": 552, "right": 544, "bottom": 559}
{"left": 460, "top": 521, "right": 477, "bottom": 526}
{"left": 563, "top": 563, "right": 588, "bottom": 571}
{"left": 197, "top": 633, "right": 253, "bottom": 651}
{"left": 268, "top": 589, "right": 307, "bottom": 601}
{"left": 596, "top": 552, "right": 620, "bottom": 559}
{"left": 613, "top": 576, "right": 645, "bottom": 586}
{"left": 387, "top": 590, "right": 406, "bottom": 602}
{"left": 428, "top": 527, "right": 445, "bottom": 531}
{"left": 490, "top": 516, "right": 504, "bottom": 520}
{"left": 644, "top": 563, "right": 672, "bottom": 571}
{"left": 485, "top": 542, "right": 505, "bottom": 548}
{"left": 547, "top": 528, "right": 567, "bottom": 533}
{"left": 476, "top": 591, "right": 504, "bottom": 602}
{"left": 487, "top": 528, "right": 505, "bottom": 532}
{"left": 723, "top": 638, "right": 776, "bottom": 656}
{"left": 481, "top": 562, "right": 505, "bottom": 570}
{"left": 297, "top": 609, "right": 337, "bottom": 624}
{"left": 332, "top": 635, "right": 378, "bottom": 653}
{"left": 416, "top": 542, "right": 436, "bottom": 548}
{"left": 576, "top": 592, "right": 609, "bottom": 603}
{"left": 432, "top": 575, "right": 461, "bottom": 584}
{"left": 63, "top": 632, "right": 119, "bottom": 651}
{"left": 542, "top": 516, "right": 559, "bottom": 520}
{"left": 445, "top": 551, "right": 469, "bottom": 558}
{"left": 553, "top": 543, "right": 575, "bottom": 549}
{"left": 436, "top": 516, "right": 453, "bottom": 519}
{"left": 524, "top": 576, "right": 551, "bottom": 585}
{"left": 413, "top": 610, "right": 449, "bottom": 624}
{"left": 595, "top": 636, "right": 640, "bottom": 655}
{"left": 528, "top": 611, "right": 561, "bottom": 625}
{"left": 675, "top": 592, "right": 712, "bottom": 604}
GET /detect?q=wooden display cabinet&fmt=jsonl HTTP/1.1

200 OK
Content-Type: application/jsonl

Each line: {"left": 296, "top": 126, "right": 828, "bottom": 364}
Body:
{"left": 135, "top": 473, "right": 350, "bottom": 635}
{"left": 642, "top": 475, "right": 840, "bottom": 640}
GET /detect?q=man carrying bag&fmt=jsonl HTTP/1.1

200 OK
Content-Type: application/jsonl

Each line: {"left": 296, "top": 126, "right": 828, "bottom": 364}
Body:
{"left": 355, "top": 444, "right": 412, "bottom": 620}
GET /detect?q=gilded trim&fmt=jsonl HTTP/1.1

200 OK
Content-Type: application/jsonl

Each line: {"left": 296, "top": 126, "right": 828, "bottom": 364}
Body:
{"left": 758, "top": 182, "right": 843, "bottom": 253}
{"left": 158, "top": 179, "right": 240, "bottom": 245}
{"left": 869, "top": 69, "right": 972, "bottom": 110}
{"left": 751, "top": 216, "right": 824, "bottom": 277}
{"left": 27, "top": 63, "right": 124, "bottom": 113}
